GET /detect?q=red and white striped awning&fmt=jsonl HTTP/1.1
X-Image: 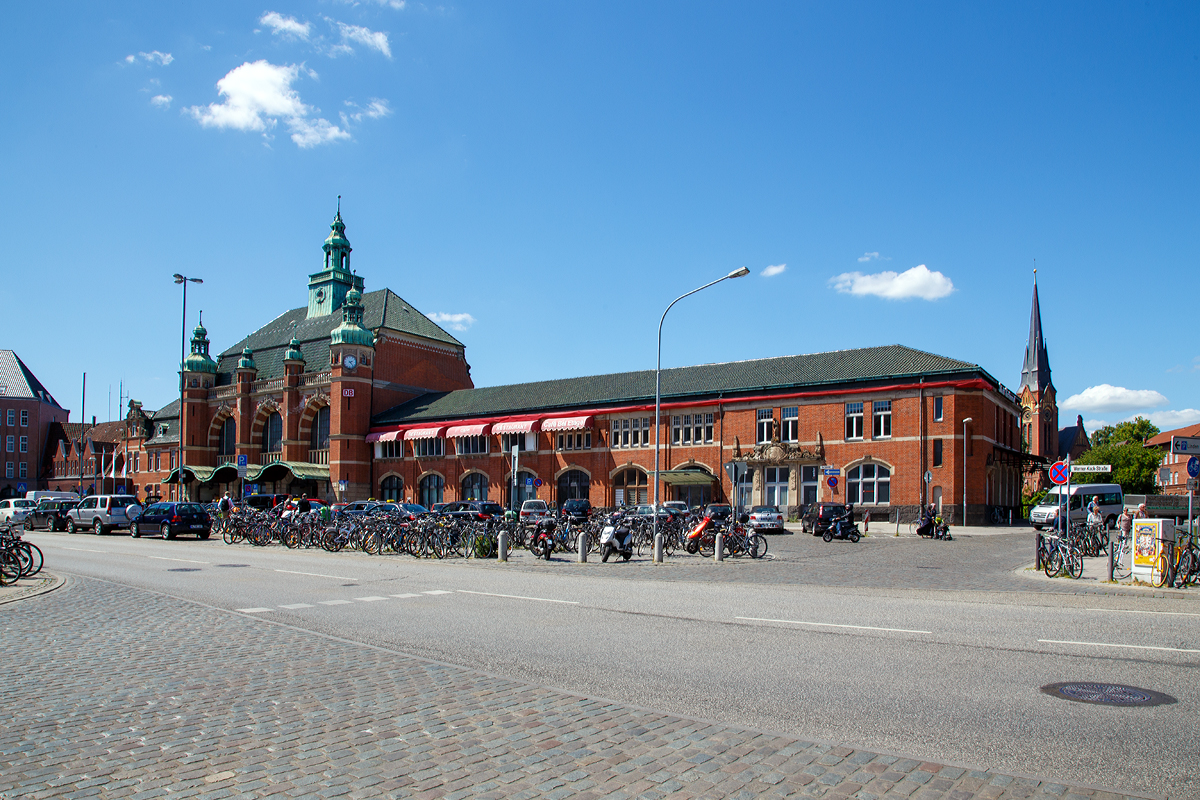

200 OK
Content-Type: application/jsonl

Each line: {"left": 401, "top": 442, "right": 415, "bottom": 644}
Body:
{"left": 492, "top": 420, "right": 541, "bottom": 434}
{"left": 445, "top": 423, "right": 492, "bottom": 438}
{"left": 542, "top": 415, "right": 593, "bottom": 432}
{"left": 404, "top": 426, "right": 447, "bottom": 441}
{"left": 365, "top": 430, "right": 403, "bottom": 443}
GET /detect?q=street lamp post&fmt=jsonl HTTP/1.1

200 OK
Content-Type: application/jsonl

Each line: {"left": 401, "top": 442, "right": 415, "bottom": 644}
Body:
{"left": 173, "top": 274, "right": 203, "bottom": 502}
{"left": 962, "top": 417, "right": 973, "bottom": 527}
{"left": 652, "top": 266, "right": 750, "bottom": 562}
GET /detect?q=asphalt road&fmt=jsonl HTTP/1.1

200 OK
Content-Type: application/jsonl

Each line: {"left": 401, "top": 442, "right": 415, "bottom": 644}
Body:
{"left": 22, "top": 529, "right": 1200, "bottom": 798}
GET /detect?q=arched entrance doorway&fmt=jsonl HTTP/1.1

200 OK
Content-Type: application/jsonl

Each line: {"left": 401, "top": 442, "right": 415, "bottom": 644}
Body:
{"left": 419, "top": 474, "right": 444, "bottom": 508}
{"left": 556, "top": 470, "right": 589, "bottom": 506}
{"left": 381, "top": 475, "right": 403, "bottom": 502}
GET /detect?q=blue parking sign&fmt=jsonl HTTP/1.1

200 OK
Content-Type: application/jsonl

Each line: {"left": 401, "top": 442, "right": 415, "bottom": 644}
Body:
{"left": 526, "top": 477, "right": 533, "bottom": 486}
{"left": 237, "top": 454, "right": 248, "bottom": 468}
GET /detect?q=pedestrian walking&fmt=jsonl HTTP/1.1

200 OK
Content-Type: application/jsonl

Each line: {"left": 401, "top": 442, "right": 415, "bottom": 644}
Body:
{"left": 1117, "top": 507, "right": 1132, "bottom": 537}
{"left": 1135, "top": 503, "right": 1148, "bottom": 519}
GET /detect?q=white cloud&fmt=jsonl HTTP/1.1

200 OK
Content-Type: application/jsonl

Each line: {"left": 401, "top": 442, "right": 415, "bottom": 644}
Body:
{"left": 364, "top": 0, "right": 407, "bottom": 8}
{"left": 428, "top": 313, "right": 476, "bottom": 332}
{"left": 185, "top": 60, "right": 349, "bottom": 148}
{"left": 150, "top": 94, "right": 173, "bottom": 108}
{"left": 1061, "top": 384, "right": 1169, "bottom": 414}
{"left": 857, "top": 252, "right": 882, "bottom": 263}
{"left": 761, "top": 263, "right": 786, "bottom": 278}
{"left": 341, "top": 98, "right": 392, "bottom": 126}
{"left": 260, "top": 12, "right": 311, "bottom": 40}
{"left": 828, "top": 264, "right": 953, "bottom": 301}
{"left": 336, "top": 22, "right": 392, "bottom": 58}
{"left": 1144, "top": 409, "right": 1200, "bottom": 430}
{"left": 126, "top": 51, "right": 173, "bottom": 66}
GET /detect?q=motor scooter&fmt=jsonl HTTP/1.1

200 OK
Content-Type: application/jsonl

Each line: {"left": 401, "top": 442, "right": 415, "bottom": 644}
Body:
{"left": 822, "top": 508, "right": 861, "bottom": 543}
{"left": 599, "top": 512, "right": 634, "bottom": 562}
{"left": 530, "top": 518, "right": 556, "bottom": 560}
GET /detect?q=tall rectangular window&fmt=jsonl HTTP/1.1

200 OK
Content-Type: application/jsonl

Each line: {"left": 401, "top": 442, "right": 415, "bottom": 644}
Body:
{"left": 692, "top": 413, "right": 711, "bottom": 444}
{"left": 933, "top": 439, "right": 943, "bottom": 467}
{"left": 5, "top": 435, "right": 12, "bottom": 452}
{"left": 134, "top": 453, "right": 140, "bottom": 473}
{"left": 801, "top": 465, "right": 819, "bottom": 505}
{"left": 933, "top": 396, "right": 943, "bottom": 422}
{"left": 412, "top": 438, "right": 444, "bottom": 458}
{"left": 19, "top": 436, "right": 27, "bottom": 453}
{"left": 18, "top": 462, "right": 27, "bottom": 479}
{"left": 845, "top": 403, "right": 864, "bottom": 440}
{"left": 757, "top": 409, "right": 774, "bottom": 443}
{"left": 19, "top": 410, "right": 28, "bottom": 427}
{"left": 5, "top": 410, "right": 13, "bottom": 426}
{"left": 5, "top": 463, "right": 11, "bottom": 479}
{"left": 872, "top": 401, "right": 892, "bottom": 439}
{"left": 781, "top": 407, "right": 798, "bottom": 442}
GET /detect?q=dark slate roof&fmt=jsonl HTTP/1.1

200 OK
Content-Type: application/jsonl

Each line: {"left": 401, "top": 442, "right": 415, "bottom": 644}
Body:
{"left": 1058, "top": 415, "right": 1091, "bottom": 459}
{"left": 1019, "top": 283, "right": 1053, "bottom": 393}
{"left": 0, "top": 350, "right": 63, "bottom": 406}
{"left": 213, "top": 289, "right": 463, "bottom": 383}
{"left": 374, "top": 344, "right": 1000, "bottom": 426}
{"left": 145, "top": 400, "right": 180, "bottom": 446}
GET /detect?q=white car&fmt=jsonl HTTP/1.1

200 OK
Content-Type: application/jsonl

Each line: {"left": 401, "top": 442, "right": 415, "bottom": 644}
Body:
{"left": 748, "top": 505, "right": 785, "bottom": 531}
{"left": 0, "top": 498, "right": 36, "bottom": 525}
{"left": 519, "top": 499, "right": 550, "bottom": 521}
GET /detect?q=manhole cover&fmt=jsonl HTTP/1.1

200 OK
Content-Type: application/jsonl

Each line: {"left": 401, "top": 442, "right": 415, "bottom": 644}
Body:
{"left": 1041, "top": 682, "right": 1176, "bottom": 707}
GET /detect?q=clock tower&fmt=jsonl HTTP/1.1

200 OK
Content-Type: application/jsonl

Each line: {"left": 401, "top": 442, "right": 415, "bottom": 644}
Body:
{"left": 329, "top": 287, "right": 375, "bottom": 501}
{"left": 307, "top": 200, "right": 364, "bottom": 319}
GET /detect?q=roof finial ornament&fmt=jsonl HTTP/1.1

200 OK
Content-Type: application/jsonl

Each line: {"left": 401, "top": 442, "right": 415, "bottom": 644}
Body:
{"left": 1033, "top": 259, "right": 1036, "bottom": 284}
{"left": 337, "top": 194, "right": 341, "bottom": 216}
{"left": 199, "top": 310, "right": 203, "bottom": 325}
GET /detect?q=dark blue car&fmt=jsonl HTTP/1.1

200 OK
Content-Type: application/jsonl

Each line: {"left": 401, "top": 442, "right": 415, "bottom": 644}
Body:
{"left": 131, "top": 502, "right": 211, "bottom": 540}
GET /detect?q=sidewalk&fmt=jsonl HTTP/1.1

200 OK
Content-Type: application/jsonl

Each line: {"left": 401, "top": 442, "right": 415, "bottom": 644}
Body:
{"left": 783, "top": 521, "right": 1037, "bottom": 538}
{"left": 1017, "top": 555, "right": 1197, "bottom": 597}
{"left": 0, "top": 571, "right": 64, "bottom": 606}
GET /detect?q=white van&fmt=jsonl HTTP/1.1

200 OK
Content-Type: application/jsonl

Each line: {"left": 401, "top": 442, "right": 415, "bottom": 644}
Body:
{"left": 26, "top": 490, "right": 80, "bottom": 502}
{"left": 1030, "top": 484, "right": 1124, "bottom": 530}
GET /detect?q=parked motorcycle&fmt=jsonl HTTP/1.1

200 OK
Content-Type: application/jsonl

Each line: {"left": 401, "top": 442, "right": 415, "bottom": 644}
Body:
{"left": 529, "top": 518, "right": 557, "bottom": 560}
{"left": 599, "top": 512, "right": 634, "bottom": 562}
{"left": 822, "top": 507, "right": 861, "bottom": 543}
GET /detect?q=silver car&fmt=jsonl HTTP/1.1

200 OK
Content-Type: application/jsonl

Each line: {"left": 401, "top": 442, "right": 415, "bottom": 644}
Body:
{"left": 748, "top": 505, "right": 785, "bottom": 531}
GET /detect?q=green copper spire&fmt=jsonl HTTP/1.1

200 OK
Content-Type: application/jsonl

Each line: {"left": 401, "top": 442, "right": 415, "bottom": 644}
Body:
{"left": 284, "top": 337, "right": 305, "bottom": 363}
{"left": 237, "top": 347, "right": 256, "bottom": 370}
{"left": 330, "top": 285, "right": 374, "bottom": 347}
{"left": 307, "top": 199, "right": 364, "bottom": 319}
{"left": 183, "top": 321, "right": 219, "bottom": 374}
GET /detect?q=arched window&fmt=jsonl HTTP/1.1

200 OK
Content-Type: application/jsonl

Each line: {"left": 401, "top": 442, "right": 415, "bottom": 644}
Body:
{"left": 556, "top": 470, "right": 589, "bottom": 505}
{"left": 420, "top": 474, "right": 443, "bottom": 508}
{"left": 310, "top": 406, "right": 330, "bottom": 450}
{"left": 262, "top": 412, "right": 282, "bottom": 453}
{"left": 218, "top": 418, "right": 235, "bottom": 456}
{"left": 848, "top": 463, "right": 890, "bottom": 504}
{"left": 462, "top": 472, "right": 488, "bottom": 501}
{"left": 613, "top": 468, "right": 647, "bottom": 506}
{"left": 381, "top": 475, "right": 403, "bottom": 502}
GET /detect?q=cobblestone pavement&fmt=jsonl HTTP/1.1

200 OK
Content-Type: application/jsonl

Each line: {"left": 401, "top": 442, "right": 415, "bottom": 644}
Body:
{"left": 1, "top": 576, "right": 1151, "bottom": 800}
{"left": 0, "top": 569, "right": 63, "bottom": 606}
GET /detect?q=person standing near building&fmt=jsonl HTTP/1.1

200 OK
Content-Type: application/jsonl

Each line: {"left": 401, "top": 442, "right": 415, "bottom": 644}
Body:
{"left": 1135, "top": 502, "right": 1148, "bottom": 519}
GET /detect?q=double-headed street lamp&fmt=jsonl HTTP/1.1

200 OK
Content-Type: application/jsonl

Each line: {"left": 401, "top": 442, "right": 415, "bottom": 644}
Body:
{"left": 962, "top": 417, "right": 973, "bottom": 527}
{"left": 174, "top": 274, "right": 203, "bottom": 501}
{"left": 652, "top": 266, "right": 750, "bottom": 561}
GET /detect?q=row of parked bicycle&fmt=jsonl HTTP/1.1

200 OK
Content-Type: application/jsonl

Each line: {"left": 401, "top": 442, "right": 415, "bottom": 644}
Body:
{"left": 1038, "top": 520, "right": 1200, "bottom": 588}
{"left": 216, "top": 505, "right": 772, "bottom": 561}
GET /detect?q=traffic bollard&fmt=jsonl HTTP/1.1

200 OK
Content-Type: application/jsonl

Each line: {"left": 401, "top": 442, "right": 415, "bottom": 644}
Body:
{"left": 498, "top": 530, "right": 508, "bottom": 562}
{"left": 714, "top": 532, "right": 724, "bottom": 562}
{"left": 577, "top": 532, "right": 587, "bottom": 563}
{"left": 653, "top": 532, "right": 664, "bottom": 563}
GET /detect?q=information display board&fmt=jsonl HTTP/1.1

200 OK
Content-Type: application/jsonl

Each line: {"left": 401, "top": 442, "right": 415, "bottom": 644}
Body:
{"left": 1131, "top": 519, "right": 1176, "bottom": 582}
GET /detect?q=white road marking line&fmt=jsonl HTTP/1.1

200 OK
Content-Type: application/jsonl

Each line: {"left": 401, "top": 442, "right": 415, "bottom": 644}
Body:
{"left": 389, "top": 593, "right": 420, "bottom": 598}
{"left": 736, "top": 616, "right": 932, "bottom": 635}
{"left": 53, "top": 546, "right": 108, "bottom": 553}
{"left": 237, "top": 608, "right": 273, "bottom": 614}
{"left": 146, "top": 556, "right": 210, "bottom": 564}
{"left": 421, "top": 590, "right": 454, "bottom": 595}
{"left": 279, "top": 603, "right": 315, "bottom": 610}
{"left": 1039, "top": 639, "right": 1200, "bottom": 654}
{"left": 457, "top": 590, "right": 579, "bottom": 605}
{"left": 1086, "top": 608, "right": 1200, "bottom": 618}
{"left": 274, "top": 569, "right": 356, "bottom": 581}
{"left": 355, "top": 596, "right": 389, "bottom": 602}
{"left": 318, "top": 600, "right": 353, "bottom": 606}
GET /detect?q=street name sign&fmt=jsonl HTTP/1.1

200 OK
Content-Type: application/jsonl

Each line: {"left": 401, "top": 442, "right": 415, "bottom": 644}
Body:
{"left": 1171, "top": 436, "right": 1200, "bottom": 455}
{"left": 1049, "top": 461, "right": 1069, "bottom": 485}
{"left": 1070, "top": 464, "right": 1111, "bottom": 473}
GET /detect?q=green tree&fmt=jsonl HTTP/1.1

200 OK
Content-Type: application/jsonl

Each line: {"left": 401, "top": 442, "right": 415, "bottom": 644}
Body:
{"left": 1090, "top": 417, "right": 1160, "bottom": 447}
{"left": 1072, "top": 443, "right": 1161, "bottom": 495}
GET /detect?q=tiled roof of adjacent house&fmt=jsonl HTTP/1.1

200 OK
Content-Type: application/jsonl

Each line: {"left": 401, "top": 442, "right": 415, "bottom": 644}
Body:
{"left": 373, "top": 344, "right": 1000, "bottom": 426}
{"left": 1146, "top": 423, "right": 1200, "bottom": 448}
{"left": 213, "top": 289, "right": 463, "bottom": 383}
{"left": 0, "top": 350, "right": 63, "bottom": 406}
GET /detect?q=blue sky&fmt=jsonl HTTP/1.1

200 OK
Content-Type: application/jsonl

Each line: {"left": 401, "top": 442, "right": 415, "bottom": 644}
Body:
{"left": 2, "top": 1, "right": 1196, "bottom": 433}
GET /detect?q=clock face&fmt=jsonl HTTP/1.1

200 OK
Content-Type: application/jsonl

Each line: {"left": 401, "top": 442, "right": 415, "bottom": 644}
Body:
{"left": 343, "top": 354, "right": 357, "bottom": 370}
{"left": 316, "top": 288, "right": 326, "bottom": 302}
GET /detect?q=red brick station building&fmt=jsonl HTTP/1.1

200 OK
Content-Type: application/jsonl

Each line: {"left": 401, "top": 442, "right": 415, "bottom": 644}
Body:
{"left": 29, "top": 210, "right": 1068, "bottom": 524}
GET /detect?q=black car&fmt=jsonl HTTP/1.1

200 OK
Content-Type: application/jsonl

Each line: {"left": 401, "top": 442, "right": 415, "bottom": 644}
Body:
{"left": 803, "top": 502, "right": 848, "bottom": 536}
{"left": 131, "top": 502, "right": 212, "bottom": 539}
{"left": 24, "top": 499, "right": 78, "bottom": 532}
{"left": 560, "top": 499, "right": 592, "bottom": 521}
{"left": 704, "top": 503, "right": 733, "bottom": 522}
{"left": 440, "top": 501, "right": 504, "bottom": 520}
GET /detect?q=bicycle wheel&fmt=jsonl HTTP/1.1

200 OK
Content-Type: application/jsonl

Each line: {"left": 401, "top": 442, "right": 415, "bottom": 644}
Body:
{"left": 1066, "top": 548, "right": 1083, "bottom": 579}
{"left": 0, "top": 549, "right": 21, "bottom": 584}
{"left": 1044, "top": 549, "right": 1063, "bottom": 578}
{"left": 699, "top": 532, "right": 715, "bottom": 558}
{"left": 750, "top": 533, "right": 768, "bottom": 559}
{"left": 1172, "top": 550, "right": 1192, "bottom": 589}
{"left": 18, "top": 542, "right": 43, "bottom": 577}
{"left": 1154, "top": 553, "right": 1170, "bottom": 587}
